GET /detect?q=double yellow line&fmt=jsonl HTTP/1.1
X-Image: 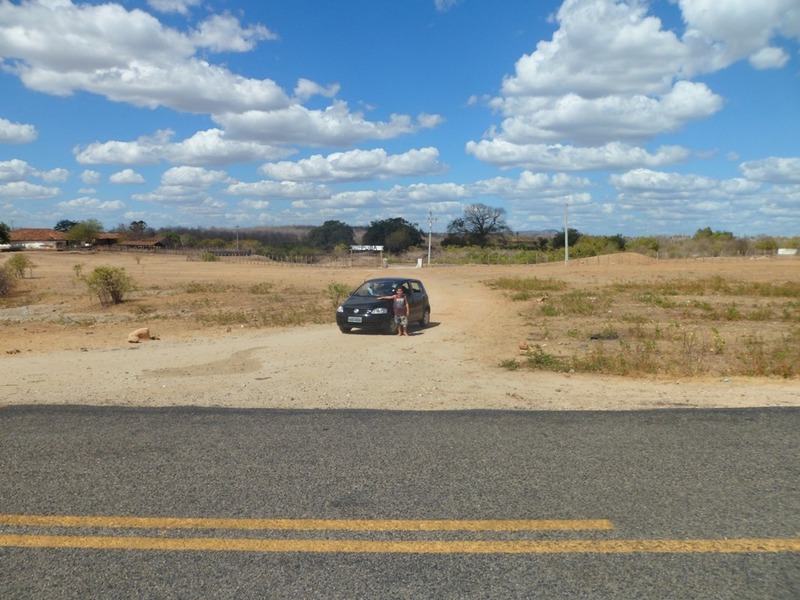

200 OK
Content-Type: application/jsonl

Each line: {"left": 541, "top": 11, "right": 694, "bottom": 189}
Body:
{"left": 1, "top": 514, "right": 798, "bottom": 555}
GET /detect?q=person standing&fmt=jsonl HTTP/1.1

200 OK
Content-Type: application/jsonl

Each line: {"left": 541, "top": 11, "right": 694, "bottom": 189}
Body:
{"left": 380, "top": 286, "right": 410, "bottom": 336}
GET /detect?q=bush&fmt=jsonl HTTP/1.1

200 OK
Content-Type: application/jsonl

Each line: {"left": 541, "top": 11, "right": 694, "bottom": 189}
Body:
{"left": 85, "top": 266, "right": 136, "bottom": 306}
{"left": 5, "top": 254, "right": 36, "bottom": 278}
{"left": 0, "top": 265, "right": 15, "bottom": 298}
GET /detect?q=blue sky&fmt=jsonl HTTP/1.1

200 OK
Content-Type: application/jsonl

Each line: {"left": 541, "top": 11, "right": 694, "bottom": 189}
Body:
{"left": 1, "top": 0, "right": 798, "bottom": 236}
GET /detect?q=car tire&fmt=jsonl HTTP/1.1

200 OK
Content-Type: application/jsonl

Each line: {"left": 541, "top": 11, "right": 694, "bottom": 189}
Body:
{"left": 386, "top": 320, "right": 398, "bottom": 335}
{"left": 339, "top": 326, "right": 352, "bottom": 333}
{"left": 419, "top": 308, "right": 430, "bottom": 328}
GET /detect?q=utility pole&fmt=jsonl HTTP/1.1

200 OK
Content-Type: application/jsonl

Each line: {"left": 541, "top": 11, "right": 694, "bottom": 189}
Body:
{"left": 235, "top": 225, "right": 240, "bottom": 252}
{"left": 564, "top": 203, "right": 569, "bottom": 267}
{"left": 427, "top": 211, "right": 437, "bottom": 267}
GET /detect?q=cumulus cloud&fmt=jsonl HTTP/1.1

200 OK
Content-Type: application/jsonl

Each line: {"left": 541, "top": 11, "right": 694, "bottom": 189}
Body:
{"left": 80, "top": 169, "right": 102, "bottom": 185}
{"left": 0, "top": 180, "right": 60, "bottom": 199}
{"left": 110, "top": 168, "right": 146, "bottom": 184}
{"left": 470, "top": 0, "right": 796, "bottom": 172}
{"left": 258, "top": 148, "right": 445, "bottom": 182}
{"left": 0, "top": 0, "right": 431, "bottom": 155}
{"left": 677, "top": 0, "right": 800, "bottom": 72}
{"left": 57, "top": 196, "right": 125, "bottom": 211}
{"left": 0, "top": 1, "right": 287, "bottom": 113}
{"left": 0, "top": 117, "right": 37, "bottom": 143}
{"left": 226, "top": 180, "right": 331, "bottom": 200}
{"left": 0, "top": 159, "right": 66, "bottom": 183}
{"left": 190, "top": 14, "right": 277, "bottom": 53}
{"left": 215, "top": 102, "right": 441, "bottom": 147}
{"left": 147, "top": 0, "right": 202, "bottom": 16}
{"left": 466, "top": 141, "right": 690, "bottom": 171}
{"left": 74, "top": 129, "right": 293, "bottom": 167}
{"left": 609, "top": 168, "right": 763, "bottom": 211}
{"left": 740, "top": 157, "right": 800, "bottom": 184}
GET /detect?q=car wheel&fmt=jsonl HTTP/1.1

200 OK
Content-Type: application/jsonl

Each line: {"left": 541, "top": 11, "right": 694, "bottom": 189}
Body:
{"left": 339, "top": 326, "right": 352, "bottom": 333}
{"left": 419, "top": 308, "right": 430, "bottom": 328}
{"left": 386, "top": 319, "right": 398, "bottom": 335}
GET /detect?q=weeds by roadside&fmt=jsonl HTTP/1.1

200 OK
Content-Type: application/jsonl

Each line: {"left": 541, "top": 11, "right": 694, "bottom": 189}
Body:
{"left": 495, "top": 275, "right": 800, "bottom": 378}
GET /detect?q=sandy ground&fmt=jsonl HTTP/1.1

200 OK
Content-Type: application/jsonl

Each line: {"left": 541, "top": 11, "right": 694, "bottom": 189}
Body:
{"left": 2, "top": 252, "right": 798, "bottom": 411}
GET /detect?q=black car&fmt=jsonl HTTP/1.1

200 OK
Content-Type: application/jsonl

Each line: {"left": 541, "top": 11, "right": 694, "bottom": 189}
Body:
{"left": 336, "top": 277, "right": 431, "bottom": 334}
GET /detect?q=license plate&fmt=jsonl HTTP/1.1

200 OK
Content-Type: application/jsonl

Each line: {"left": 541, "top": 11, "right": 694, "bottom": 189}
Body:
{"left": 348, "top": 316, "right": 363, "bottom": 323}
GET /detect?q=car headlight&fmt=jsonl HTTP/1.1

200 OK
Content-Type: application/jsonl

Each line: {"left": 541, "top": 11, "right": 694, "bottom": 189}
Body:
{"left": 371, "top": 307, "right": 388, "bottom": 315}
{"left": 337, "top": 306, "right": 344, "bottom": 313}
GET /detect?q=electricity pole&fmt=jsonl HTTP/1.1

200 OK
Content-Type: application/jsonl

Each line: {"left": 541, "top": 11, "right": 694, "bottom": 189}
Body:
{"left": 564, "top": 203, "right": 569, "bottom": 266}
{"left": 427, "top": 211, "right": 437, "bottom": 267}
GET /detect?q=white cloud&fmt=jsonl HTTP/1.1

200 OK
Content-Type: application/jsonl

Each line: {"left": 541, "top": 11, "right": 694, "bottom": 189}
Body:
{"left": 740, "top": 157, "right": 800, "bottom": 184}
{"left": 215, "top": 101, "right": 442, "bottom": 147}
{"left": 293, "top": 79, "right": 340, "bottom": 102}
{"left": 160, "top": 166, "right": 231, "bottom": 187}
{"left": 80, "top": 169, "right": 102, "bottom": 184}
{"left": 0, "top": 0, "right": 288, "bottom": 113}
{"left": 57, "top": 196, "right": 125, "bottom": 211}
{"left": 0, "top": 180, "right": 60, "bottom": 199}
{"left": 494, "top": 81, "right": 721, "bottom": 146}
{"left": 226, "top": 180, "right": 331, "bottom": 200}
{"left": 0, "top": 159, "right": 66, "bottom": 183}
{"left": 147, "top": 0, "right": 202, "bottom": 16}
{"left": 259, "top": 148, "right": 445, "bottom": 183}
{"left": 677, "top": 0, "right": 800, "bottom": 71}
{"left": 435, "top": 0, "right": 463, "bottom": 12}
{"left": 74, "top": 129, "right": 293, "bottom": 167}
{"left": 190, "top": 14, "right": 277, "bottom": 53}
{"left": 609, "top": 169, "right": 763, "bottom": 215}
{"left": 748, "top": 46, "right": 790, "bottom": 69}
{"left": 110, "top": 168, "right": 145, "bottom": 184}
{"left": 470, "top": 0, "right": 795, "bottom": 172}
{"left": 466, "top": 140, "right": 690, "bottom": 171}
{"left": 0, "top": 117, "right": 37, "bottom": 143}
{"left": 0, "top": 1, "right": 428, "bottom": 152}
{"left": 39, "top": 168, "right": 69, "bottom": 183}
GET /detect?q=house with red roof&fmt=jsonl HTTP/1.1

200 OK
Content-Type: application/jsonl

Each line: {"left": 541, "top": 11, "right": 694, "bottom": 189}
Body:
{"left": 8, "top": 228, "right": 68, "bottom": 250}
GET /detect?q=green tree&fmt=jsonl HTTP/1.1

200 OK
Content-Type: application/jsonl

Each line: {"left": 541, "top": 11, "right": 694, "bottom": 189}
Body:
{"left": 54, "top": 219, "right": 78, "bottom": 233}
{"left": 306, "top": 220, "right": 354, "bottom": 251}
{"left": 550, "top": 228, "right": 582, "bottom": 249}
{"left": 85, "top": 266, "right": 136, "bottom": 306}
{"left": 5, "top": 254, "right": 36, "bottom": 278}
{"left": 66, "top": 219, "right": 104, "bottom": 246}
{"left": 362, "top": 217, "right": 423, "bottom": 252}
{"left": 443, "top": 204, "right": 511, "bottom": 247}
{"left": 0, "top": 222, "right": 10, "bottom": 244}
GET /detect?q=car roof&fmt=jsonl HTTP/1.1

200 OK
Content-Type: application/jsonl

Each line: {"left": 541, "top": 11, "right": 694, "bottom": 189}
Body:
{"left": 363, "top": 277, "right": 421, "bottom": 284}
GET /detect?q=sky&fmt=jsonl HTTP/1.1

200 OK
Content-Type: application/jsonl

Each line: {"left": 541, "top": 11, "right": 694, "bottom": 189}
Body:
{"left": 0, "top": 0, "right": 798, "bottom": 237}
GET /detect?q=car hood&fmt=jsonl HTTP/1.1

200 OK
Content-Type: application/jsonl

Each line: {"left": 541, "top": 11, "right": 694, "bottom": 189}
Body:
{"left": 342, "top": 296, "right": 390, "bottom": 309}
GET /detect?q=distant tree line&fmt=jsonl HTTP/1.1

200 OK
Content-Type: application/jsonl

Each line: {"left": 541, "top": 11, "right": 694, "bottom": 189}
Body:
{"left": 1, "top": 205, "right": 798, "bottom": 263}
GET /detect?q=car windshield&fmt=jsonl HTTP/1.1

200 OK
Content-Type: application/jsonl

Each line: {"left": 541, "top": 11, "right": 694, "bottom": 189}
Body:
{"left": 353, "top": 281, "right": 398, "bottom": 297}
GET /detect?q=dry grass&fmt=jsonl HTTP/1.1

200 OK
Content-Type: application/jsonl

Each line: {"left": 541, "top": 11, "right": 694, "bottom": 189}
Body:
{"left": 493, "top": 273, "right": 800, "bottom": 378}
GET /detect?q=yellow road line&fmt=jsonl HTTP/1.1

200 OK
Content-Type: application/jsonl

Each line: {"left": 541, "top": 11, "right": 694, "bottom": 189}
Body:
{"left": 0, "top": 514, "right": 612, "bottom": 532}
{"left": 1, "top": 534, "right": 798, "bottom": 554}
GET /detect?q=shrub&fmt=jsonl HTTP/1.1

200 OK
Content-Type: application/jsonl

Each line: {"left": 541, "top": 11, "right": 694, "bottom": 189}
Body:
{"left": 326, "top": 282, "right": 351, "bottom": 308}
{"left": 5, "top": 254, "right": 36, "bottom": 278}
{"left": 85, "top": 266, "right": 136, "bottom": 306}
{"left": 0, "top": 265, "right": 15, "bottom": 298}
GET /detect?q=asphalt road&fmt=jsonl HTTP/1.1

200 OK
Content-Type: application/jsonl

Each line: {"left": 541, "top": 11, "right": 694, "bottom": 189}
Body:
{"left": 1, "top": 406, "right": 798, "bottom": 599}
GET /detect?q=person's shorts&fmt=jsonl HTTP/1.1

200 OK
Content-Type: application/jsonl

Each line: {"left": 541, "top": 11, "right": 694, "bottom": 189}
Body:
{"left": 394, "top": 315, "right": 408, "bottom": 326}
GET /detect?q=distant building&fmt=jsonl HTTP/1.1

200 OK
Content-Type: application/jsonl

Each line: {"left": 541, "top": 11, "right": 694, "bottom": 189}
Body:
{"left": 116, "top": 238, "right": 166, "bottom": 250}
{"left": 8, "top": 228, "right": 68, "bottom": 250}
{"left": 94, "top": 233, "right": 121, "bottom": 247}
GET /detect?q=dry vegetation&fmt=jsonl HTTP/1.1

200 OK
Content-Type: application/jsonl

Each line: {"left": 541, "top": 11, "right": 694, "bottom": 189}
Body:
{"left": 492, "top": 272, "right": 800, "bottom": 378}
{"left": 1, "top": 250, "right": 799, "bottom": 384}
